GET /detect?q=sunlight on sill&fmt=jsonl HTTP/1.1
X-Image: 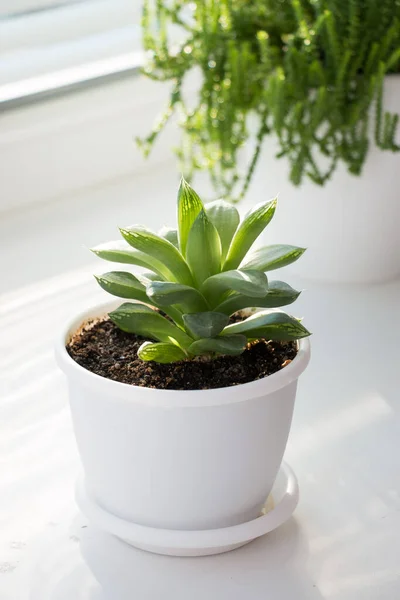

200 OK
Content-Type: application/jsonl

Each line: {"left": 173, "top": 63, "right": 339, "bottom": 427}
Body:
{"left": 321, "top": 567, "right": 400, "bottom": 597}
{"left": 0, "top": 264, "right": 97, "bottom": 314}
{"left": 291, "top": 392, "right": 393, "bottom": 457}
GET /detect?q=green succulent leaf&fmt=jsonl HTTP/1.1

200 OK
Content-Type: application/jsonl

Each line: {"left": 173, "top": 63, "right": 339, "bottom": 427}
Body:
{"left": 186, "top": 209, "right": 222, "bottom": 287}
{"left": 120, "top": 226, "right": 193, "bottom": 286}
{"left": 138, "top": 341, "right": 187, "bottom": 363}
{"left": 222, "top": 310, "right": 311, "bottom": 341}
{"left": 159, "top": 226, "right": 179, "bottom": 248}
{"left": 91, "top": 241, "right": 168, "bottom": 278}
{"left": 177, "top": 177, "right": 204, "bottom": 257}
{"left": 146, "top": 281, "right": 208, "bottom": 313}
{"left": 188, "top": 334, "right": 247, "bottom": 357}
{"left": 182, "top": 311, "right": 229, "bottom": 339}
{"left": 201, "top": 269, "right": 268, "bottom": 307}
{"left": 92, "top": 177, "right": 309, "bottom": 364}
{"left": 205, "top": 200, "right": 240, "bottom": 262}
{"left": 121, "top": 275, "right": 186, "bottom": 326}
{"left": 109, "top": 302, "right": 192, "bottom": 347}
{"left": 223, "top": 199, "right": 277, "bottom": 271}
{"left": 215, "top": 281, "right": 301, "bottom": 315}
{"left": 241, "top": 245, "right": 306, "bottom": 271}
{"left": 95, "top": 271, "right": 148, "bottom": 302}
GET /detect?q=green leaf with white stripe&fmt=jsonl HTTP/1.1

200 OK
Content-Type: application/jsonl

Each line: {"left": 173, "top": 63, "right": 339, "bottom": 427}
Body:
{"left": 186, "top": 210, "right": 222, "bottom": 287}
{"left": 223, "top": 198, "right": 277, "bottom": 271}
{"left": 120, "top": 226, "right": 193, "bottom": 286}
{"left": 215, "top": 281, "right": 301, "bottom": 315}
{"left": 146, "top": 281, "right": 208, "bottom": 313}
{"left": 109, "top": 302, "right": 192, "bottom": 347}
{"left": 177, "top": 177, "right": 204, "bottom": 257}
{"left": 222, "top": 310, "right": 311, "bottom": 341}
{"left": 201, "top": 270, "right": 268, "bottom": 307}
{"left": 138, "top": 341, "right": 187, "bottom": 363}
{"left": 95, "top": 271, "right": 148, "bottom": 302}
{"left": 188, "top": 334, "right": 247, "bottom": 357}
{"left": 241, "top": 245, "right": 306, "bottom": 271}
{"left": 182, "top": 312, "right": 229, "bottom": 339}
{"left": 91, "top": 241, "right": 168, "bottom": 278}
{"left": 205, "top": 200, "right": 240, "bottom": 262}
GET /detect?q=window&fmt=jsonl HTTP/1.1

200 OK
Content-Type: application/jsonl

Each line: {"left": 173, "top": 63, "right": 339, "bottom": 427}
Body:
{"left": 0, "top": 1, "right": 79, "bottom": 18}
{"left": 0, "top": 0, "right": 143, "bottom": 108}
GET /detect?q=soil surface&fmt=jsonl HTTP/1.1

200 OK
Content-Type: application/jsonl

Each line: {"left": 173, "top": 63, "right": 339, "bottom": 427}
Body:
{"left": 67, "top": 317, "right": 297, "bottom": 390}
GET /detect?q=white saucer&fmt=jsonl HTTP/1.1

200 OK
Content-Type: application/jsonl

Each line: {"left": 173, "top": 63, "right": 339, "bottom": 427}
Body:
{"left": 75, "top": 462, "right": 299, "bottom": 557}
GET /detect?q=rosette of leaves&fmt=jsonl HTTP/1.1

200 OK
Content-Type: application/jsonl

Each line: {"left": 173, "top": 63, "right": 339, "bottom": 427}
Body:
{"left": 92, "top": 178, "right": 310, "bottom": 364}
{"left": 138, "top": 0, "right": 400, "bottom": 201}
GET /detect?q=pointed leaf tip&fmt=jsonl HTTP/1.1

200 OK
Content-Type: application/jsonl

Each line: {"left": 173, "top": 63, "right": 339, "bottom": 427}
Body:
{"left": 95, "top": 271, "right": 148, "bottom": 302}
{"left": 177, "top": 178, "right": 204, "bottom": 257}
{"left": 215, "top": 280, "right": 301, "bottom": 315}
{"left": 138, "top": 341, "right": 187, "bottom": 364}
{"left": 90, "top": 240, "right": 168, "bottom": 277}
{"left": 242, "top": 245, "right": 306, "bottom": 272}
{"left": 223, "top": 198, "right": 277, "bottom": 271}
{"left": 223, "top": 310, "right": 311, "bottom": 341}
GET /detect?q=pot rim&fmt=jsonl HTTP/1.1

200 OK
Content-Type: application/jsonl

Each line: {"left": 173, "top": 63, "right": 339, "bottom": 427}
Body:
{"left": 55, "top": 300, "right": 311, "bottom": 407}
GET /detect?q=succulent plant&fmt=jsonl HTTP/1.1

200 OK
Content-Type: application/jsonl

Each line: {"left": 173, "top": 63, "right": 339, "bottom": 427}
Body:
{"left": 92, "top": 178, "right": 310, "bottom": 363}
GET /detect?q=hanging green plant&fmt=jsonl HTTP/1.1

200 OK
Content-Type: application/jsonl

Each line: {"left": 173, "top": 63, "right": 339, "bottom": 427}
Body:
{"left": 138, "top": 0, "right": 400, "bottom": 201}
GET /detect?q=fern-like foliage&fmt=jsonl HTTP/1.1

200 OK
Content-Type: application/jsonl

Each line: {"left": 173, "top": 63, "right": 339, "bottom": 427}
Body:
{"left": 138, "top": 0, "right": 400, "bottom": 201}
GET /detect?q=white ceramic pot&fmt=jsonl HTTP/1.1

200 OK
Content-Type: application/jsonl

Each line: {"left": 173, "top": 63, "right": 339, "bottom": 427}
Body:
{"left": 56, "top": 301, "right": 310, "bottom": 532}
{"left": 245, "top": 75, "right": 400, "bottom": 284}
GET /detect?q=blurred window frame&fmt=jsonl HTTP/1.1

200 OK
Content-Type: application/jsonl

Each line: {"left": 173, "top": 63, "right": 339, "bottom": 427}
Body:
{"left": 0, "top": 0, "right": 185, "bottom": 216}
{"left": 0, "top": 1, "right": 84, "bottom": 18}
{"left": 0, "top": 0, "right": 143, "bottom": 110}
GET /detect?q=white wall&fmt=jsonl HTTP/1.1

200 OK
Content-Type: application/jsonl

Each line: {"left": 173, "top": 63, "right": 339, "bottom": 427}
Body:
{"left": 0, "top": 75, "right": 178, "bottom": 215}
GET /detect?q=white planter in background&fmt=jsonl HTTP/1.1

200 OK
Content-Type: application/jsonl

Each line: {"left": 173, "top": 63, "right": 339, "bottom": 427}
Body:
{"left": 245, "top": 75, "right": 400, "bottom": 284}
{"left": 56, "top": 302, "right": 310, "bottom": 532}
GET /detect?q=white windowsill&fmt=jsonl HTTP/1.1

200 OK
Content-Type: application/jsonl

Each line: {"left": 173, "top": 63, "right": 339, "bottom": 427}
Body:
{"left": 1, "top": 181, "right": 399, "bottom": 597}
{"left": 0, "top": 74, "right": 181, "bottom": 215}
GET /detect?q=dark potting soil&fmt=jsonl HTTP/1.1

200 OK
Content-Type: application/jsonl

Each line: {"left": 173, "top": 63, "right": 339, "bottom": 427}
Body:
{"left": 66, "top": 317, "right": 297, "bottom": 391}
